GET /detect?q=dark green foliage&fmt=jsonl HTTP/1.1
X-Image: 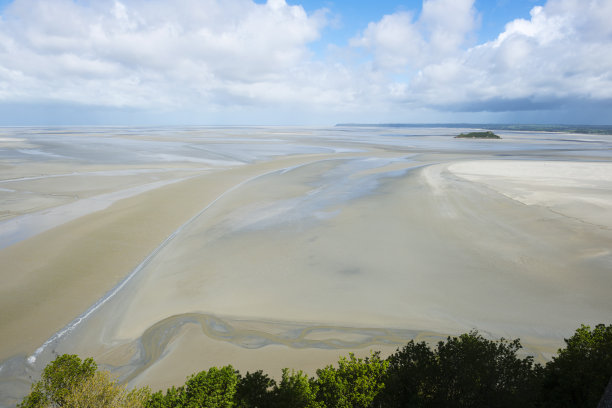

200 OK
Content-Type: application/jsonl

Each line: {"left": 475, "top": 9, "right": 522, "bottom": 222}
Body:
{"left": 432, "top": 332, "right": 541, "bottom": 407}
{"left": 234, "top": 371, "right": 275, "bottom": 408}
{"left": 540, "top": 324, "right": 612, "bottom": 408}
{"left": 316, "top": 352, "right": 388, "bottom": 408}
{"left": 378, "top": 340, "right": 438, "bottom": 407}
{"left": 18, "top": 354, "right": 97, "bottom": 408}
{"left": 17, "top": 389, "right": 48, "bottom": 408}
{"left": 379, "top": 331, "right": 541, "bottom": 408}
{"left": 455, "top": 131, "right": 501, "bottom": 139}
{"left": 271, "top": 368, "right": 321, "bottom": 408}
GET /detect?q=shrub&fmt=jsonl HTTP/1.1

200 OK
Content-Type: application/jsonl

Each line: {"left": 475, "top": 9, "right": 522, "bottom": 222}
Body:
{"left": 540, "top": 324, "right": 612, "bottom": 407}
{"left": 19, "top": 354, "right": 97, "bottom": 408}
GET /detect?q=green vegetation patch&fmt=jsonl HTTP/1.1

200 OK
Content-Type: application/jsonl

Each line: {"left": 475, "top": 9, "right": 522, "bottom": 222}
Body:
{"left": 455, "top": 131, "right": 501, "bottom": 139}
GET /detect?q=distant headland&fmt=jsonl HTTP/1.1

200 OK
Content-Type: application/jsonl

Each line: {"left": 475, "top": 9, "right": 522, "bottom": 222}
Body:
{"left": 335, "top": 123, "right": 612, "bottom": 135}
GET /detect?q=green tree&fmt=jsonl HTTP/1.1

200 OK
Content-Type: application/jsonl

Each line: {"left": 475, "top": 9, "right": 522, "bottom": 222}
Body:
{"left": 19, "top": 354, "right": 98, "bottom": 408}
{"left": 540, "top": 324, "right": 612, "bottom": 407}
{"left": 146, "top": 385, "right": 185, "bottom": 408}
{"left": 234, "top": 370, "right": 276, "bottom": 408}
{"left": 64, "top": 370, "right": 149, "bottom": 408}
{"left": 432, "top": 331, "right": 541, "bottom": 408}
{"left": 377, "top": 340, "right": 437, "bottom": 407}
{"left": 379, "top": 331, "right": 541, "bottom": 408}
{"left": 146, "top": 365, "right": 238, "bottom": 408}
{"left": 316, "top": 351, "right": 388, "bottom": 408}
{"left": 271, "top": 368, "right": 322, "bottom": 408}
{"left": 184, "top": 365, "right": 239, "bottom": 408}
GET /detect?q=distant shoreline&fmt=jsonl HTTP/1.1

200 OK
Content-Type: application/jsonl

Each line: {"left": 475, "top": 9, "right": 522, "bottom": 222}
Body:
{"left": 335, "top": 123, "right": 612, "bottom": 135}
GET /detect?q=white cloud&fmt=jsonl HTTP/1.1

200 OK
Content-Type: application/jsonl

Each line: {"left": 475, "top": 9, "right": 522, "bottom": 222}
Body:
{"left": 380, "top": 0, "right": 612, "bottom": 113}
{"left": 0, "top": 0, "right": 611, "bottom": 123}
{"left": 0, "top": 0, "right": 328, "bottom": 108}
{"left": 351, "top": 0, "right": 478, "bottom": 70}
{"left": 350, "top": 12, "right": 425, "bottom": 70}
{"left": 420, "top": 0, "right": 478, "bottom": 55}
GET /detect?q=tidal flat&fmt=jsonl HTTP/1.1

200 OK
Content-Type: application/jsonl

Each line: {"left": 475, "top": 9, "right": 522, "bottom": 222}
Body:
{"left": 1, "top": 126, "right": 611, "bottom": 405}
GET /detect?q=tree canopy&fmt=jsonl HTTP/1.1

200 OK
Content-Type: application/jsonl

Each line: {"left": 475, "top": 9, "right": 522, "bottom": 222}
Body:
{"left": 316, "top": 352, "right": 387, "bottom": 408}
{"left": 540, "top": 324, "right": 612, "bottom": 407}
{"left": 18, "top": 354, "right": 98, "bottom": 408}
{"left": 455, "top": 131, "right": 501, "bottom": 139}
{"left": 378, "top": 331, "right": 542, "bottom": 407}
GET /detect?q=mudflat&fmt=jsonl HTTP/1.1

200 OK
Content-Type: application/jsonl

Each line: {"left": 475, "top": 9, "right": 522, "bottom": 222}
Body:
{"left": 0, "top": 153, "right": 339, "bottom": 360}
{"left": 1, "top": 127, "right": 611, "bottom": 406}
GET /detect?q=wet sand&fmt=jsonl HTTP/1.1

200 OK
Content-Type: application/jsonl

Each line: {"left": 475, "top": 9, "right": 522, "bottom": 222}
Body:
{"left": 0, "top": 153, "right": 343, "bottom": 360}
{"left": 1, "top": 127, "right": 611, "bottom": 406}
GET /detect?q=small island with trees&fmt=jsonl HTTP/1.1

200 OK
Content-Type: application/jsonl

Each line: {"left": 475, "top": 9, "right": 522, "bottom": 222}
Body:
{"left": 455, "top": 131, "right": 501, "bottom": 139}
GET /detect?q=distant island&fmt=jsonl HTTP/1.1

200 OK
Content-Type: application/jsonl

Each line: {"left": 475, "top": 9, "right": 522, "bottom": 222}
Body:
{"left": 455, "top": 131, "right": 501, "bottom": 139}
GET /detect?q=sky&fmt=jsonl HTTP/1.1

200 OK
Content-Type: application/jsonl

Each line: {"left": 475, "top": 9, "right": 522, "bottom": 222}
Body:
{"left": 0, "top": 0, "right": 611, "bottom": 125}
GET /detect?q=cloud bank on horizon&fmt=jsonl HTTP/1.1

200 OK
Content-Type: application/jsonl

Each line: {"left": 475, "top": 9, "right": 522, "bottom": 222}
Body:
{"left": 0, "top": 0, "right": 611, "bottom": 125}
